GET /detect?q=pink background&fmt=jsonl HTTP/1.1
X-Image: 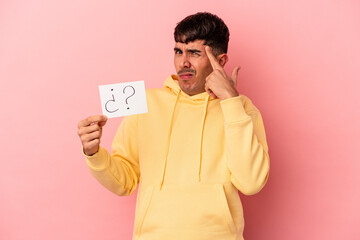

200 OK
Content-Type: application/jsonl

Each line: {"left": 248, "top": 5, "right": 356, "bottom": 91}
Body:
{"left": 1, "top": 0, "right": 359, "bottom": 239}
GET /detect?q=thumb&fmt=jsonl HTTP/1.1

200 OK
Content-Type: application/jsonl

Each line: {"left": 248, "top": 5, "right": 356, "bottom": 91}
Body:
{"left": 231, "top": 66, "right": 241, "bottom": 86}
{"left": 98, "top": 115, "right": 108, "bottom": 127}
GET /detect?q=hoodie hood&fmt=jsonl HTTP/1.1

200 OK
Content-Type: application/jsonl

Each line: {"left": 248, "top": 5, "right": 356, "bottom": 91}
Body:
{"left": 164, "top": 75, "right": 216, "bottom": 102}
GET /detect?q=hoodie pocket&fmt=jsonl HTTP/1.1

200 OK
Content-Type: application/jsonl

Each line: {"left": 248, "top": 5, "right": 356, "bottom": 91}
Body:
{"left": 216, "top": 184, "right": 238, "bottom": 233}
{"left": 137, "top": 184, "right": 237, "bottom": 237}
{"left": 134, "top": 185, "right": 154, "bottom": 238}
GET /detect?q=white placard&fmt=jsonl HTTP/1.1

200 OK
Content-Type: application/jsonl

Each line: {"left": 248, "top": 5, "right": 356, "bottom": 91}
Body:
{"left": 99, "top": 81, "right": 148, "bottom": 118}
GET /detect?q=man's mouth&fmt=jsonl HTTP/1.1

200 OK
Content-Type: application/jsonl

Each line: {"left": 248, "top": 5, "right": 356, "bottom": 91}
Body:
{"left": 178, "top": 69, "right": 196, "bottom": 80}
{"left": 179, "top": 73, "right": 194, "bottom": 80}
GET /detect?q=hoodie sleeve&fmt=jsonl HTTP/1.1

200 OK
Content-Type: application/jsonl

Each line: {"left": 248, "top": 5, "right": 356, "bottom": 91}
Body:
{"left": 85, "top": 114, "right": 139, "bottom": 196}
{"left": 220, "top": 95, "right": 270, "bottom": 195}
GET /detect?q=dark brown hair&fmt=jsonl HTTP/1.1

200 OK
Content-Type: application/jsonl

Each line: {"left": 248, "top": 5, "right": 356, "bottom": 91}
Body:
{"left": 174, "top": 12, "right": 230, "bottom": 55}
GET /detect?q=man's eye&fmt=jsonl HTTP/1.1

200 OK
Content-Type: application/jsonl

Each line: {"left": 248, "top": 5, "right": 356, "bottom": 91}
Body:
{"left": 175, "top": 50, "right": 182, "bottom": 54}
{"left": 191, "top": 52, "right": 200, "bottom": 56}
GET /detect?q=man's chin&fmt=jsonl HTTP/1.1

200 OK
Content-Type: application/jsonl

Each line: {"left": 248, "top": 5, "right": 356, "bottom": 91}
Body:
{"left": 180, "top": 85, "right": 204, "bottom": 96}
{"left": 178, "top": 82, "right": 192, "bottom": 94}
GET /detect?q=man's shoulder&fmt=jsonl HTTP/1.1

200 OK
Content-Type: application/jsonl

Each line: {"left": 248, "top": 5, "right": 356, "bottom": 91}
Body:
{"left": 145, "top": 87, "right": 171, "bottom": 99}
{"left": 145, "top": 87, "right": 166, "bottom": 95}
{"left": 238, "top": 94, "right": 260, "bottom": 113}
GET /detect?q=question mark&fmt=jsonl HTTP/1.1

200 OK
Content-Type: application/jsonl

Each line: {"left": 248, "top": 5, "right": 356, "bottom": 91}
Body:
{"left": 123, "top": 86, "right": 135, "bottom": 110}
{"left": 105, "top": 89, "right": 119, "bottom": 113}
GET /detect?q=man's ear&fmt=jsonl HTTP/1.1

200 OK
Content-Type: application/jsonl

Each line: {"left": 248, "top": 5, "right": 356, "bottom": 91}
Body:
{"left": 217, "top": 53, "right": 228, "bottom": 67}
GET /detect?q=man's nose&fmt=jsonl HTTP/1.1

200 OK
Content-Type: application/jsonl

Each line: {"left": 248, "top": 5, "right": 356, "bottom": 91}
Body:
{"left": 180, "top": 54, "right": 191, "bottom": 68}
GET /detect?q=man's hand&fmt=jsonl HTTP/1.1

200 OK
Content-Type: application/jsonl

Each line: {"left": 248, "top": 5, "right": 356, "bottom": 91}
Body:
{"left": 205, "top": 46, "right": 240, "bottom": 100}
{"left": 77, "top": 115, "right": 108, "bottom": 156}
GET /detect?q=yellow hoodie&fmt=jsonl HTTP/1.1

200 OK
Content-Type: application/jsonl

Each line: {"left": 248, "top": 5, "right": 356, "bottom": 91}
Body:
{"left": 86, "top": 75, "right": 270, "bottom": 240}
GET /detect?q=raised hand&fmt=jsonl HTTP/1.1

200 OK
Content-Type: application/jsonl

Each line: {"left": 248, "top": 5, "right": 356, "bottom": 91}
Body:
{"left": 77, "top": 115, "right": 108, "bottom": 156}
{"left": 204, "top": 46, "right": 240, "bottom": 100}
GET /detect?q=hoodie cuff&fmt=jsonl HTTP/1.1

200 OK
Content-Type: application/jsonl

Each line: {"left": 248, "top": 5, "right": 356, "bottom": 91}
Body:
{"left": 220, "top": 96, "right": 251, "bottom": 123}
{"left": 84, "top": 146, "right": 110, "bottom": 170}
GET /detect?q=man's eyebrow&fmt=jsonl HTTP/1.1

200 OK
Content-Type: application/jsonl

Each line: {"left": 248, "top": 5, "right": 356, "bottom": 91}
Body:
{"left": 173, "top": 47, "right": 202, "bottom": 53}
{"left": 187, "top": 49, "right": 201, "bottom": 53}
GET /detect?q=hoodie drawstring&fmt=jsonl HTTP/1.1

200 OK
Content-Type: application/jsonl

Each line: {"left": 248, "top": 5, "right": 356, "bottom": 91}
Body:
{"left": 159, "top": 89, "right": 210, "bottom": 190}
{"left": 198, "top": 95, "right": 210, "bottom": 182}
{"left": 160, "top": 91, "right": 180, "bottom": 190}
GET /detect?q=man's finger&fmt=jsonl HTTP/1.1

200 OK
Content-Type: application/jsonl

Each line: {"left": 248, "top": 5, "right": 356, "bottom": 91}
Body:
{"left": 231, "top": 66, "right": 241, "bottom": 86}
{"left": 82, "top": 130, "right": 102, "bottom": 143}
{"left": 205, "top": 84, "right": 217, "bottom": 98}
{"left": 98, "top": 117, "right": 108, "bottom": 127}
{"left": 78, "top": 123, "right": 100, "bottom": 136}
{"left": 78, "top": 115, "right": 107, "bottom": 128}
{"left": 205, "top": 46, "right": 222, "bottom": 70}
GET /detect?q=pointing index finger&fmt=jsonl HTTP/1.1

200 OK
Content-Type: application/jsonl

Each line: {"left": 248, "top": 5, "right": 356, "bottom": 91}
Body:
{"left": 205, "top": 46, "right": 222, "bottom": 70}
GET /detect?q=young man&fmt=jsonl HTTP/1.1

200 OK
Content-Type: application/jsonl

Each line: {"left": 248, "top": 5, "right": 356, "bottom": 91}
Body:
{"left": 77, "top": 12, "right": 269, "bottom": 240}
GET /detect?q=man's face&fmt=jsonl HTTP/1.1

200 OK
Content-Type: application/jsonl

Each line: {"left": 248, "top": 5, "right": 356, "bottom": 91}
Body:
{"left": 174, "top": 40, "right": 213, "bottom": 96}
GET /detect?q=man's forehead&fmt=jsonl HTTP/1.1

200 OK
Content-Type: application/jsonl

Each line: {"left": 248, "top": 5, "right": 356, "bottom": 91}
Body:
{"left": 174, "top": 40, "right": 206, "bottom": 49}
